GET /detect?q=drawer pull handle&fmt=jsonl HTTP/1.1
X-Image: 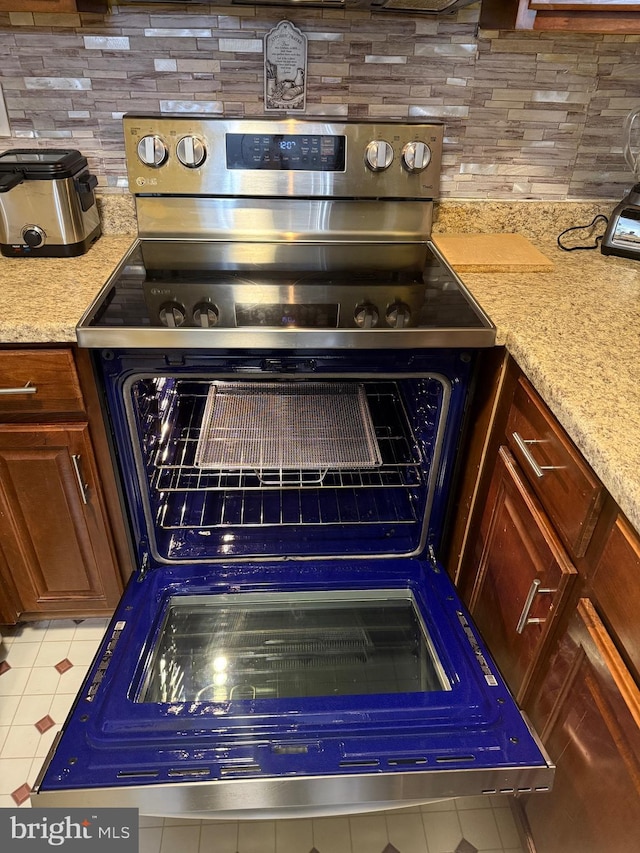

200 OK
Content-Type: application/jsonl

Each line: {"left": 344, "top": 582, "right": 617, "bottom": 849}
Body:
{"left": 516, "top": 578, "right": 557, "bottom": 634}
{"left": 0, "top": 381, "right": 37, "bottom": 396}
{"left": 512, "top": 432, "right": 560, "bottom": 479}
{"left": 71, "top": 454, "right": 89, "bottom": 505}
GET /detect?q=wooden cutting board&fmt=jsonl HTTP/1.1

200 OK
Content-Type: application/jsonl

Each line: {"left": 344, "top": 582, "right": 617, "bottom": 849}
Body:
{"left": 433, "top": 233, "right": 553, "bottom": 272}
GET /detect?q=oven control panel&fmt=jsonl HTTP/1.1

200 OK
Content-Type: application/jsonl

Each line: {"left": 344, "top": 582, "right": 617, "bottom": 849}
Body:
{"left": 124, "top": 115, "right": 443, "bottom": 200}
{"left": 143, "top": 282, "right": 426, "bottom": 330}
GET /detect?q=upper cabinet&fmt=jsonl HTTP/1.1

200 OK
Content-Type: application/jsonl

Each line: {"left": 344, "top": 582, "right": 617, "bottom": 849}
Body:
{"left": 0, "top": 0, "right": 107, "bottom": 13}
{"left": 480, "top": 0, "right": 640, "bottom": 32}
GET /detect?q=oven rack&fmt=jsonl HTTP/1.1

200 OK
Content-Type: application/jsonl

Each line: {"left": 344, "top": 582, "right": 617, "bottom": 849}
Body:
{"left": 153, "top": 480, "right": 422, "bottom": 531}
{"left": 146, "top": 383, "right": 425, "bottom": 494}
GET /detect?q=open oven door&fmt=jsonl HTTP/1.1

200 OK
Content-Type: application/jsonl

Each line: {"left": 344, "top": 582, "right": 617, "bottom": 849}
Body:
{"left": 33, "top": 556, "right": 554, "bottom": 819}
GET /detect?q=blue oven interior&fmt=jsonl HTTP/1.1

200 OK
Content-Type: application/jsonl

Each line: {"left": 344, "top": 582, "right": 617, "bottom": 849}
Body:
{"left": 35, "top": 347, "right": 553, "bottom": 814}
{"left": 107, "top": 348, "right": 471, "bottom": 565}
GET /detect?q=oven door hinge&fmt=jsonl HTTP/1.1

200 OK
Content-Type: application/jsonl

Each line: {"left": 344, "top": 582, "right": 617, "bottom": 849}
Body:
{"left": 427, "top": 543, "right": 440, "bottom": 571}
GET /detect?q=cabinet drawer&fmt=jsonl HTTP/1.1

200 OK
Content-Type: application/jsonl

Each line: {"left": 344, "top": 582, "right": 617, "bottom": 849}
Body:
{"left": 506, "top": 377, "right": 604, "bottom": 558}
{"left": 0, "top": 349, "right": 84, "bottom": 417}
{"left": 590, "top": 514, "right": 640, "bottom": 686}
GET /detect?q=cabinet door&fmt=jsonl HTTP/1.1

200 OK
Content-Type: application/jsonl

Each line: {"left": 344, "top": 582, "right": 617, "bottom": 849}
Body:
{"left": 0, "top": 422, "right": 122, "bottom": 620}
{"left": 480, "top": 0, "right": 640, "bottom": 31}
{"left": 469, "top": 446, "right": 577, "bottom": 702}
{"left": 589, "top": 513, "right": 640, "bottom": 684}
{"left": 524, "top": 598, "right": 640, "bottom": 853}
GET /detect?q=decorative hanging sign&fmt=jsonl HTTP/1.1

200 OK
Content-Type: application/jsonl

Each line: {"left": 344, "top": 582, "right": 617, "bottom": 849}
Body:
{"left": 264, "top": 20, "right": 307, "bottom": 113}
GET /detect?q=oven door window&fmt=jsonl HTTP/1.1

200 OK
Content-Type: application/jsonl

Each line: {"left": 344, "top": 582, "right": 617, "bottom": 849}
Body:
{"left": 136, "top": 590, "right": 450, "bottom": 704}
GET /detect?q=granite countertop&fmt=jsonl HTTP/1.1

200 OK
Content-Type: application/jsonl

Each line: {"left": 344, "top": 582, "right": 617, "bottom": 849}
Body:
{"left": 0, "top": 219, "right": 638, "bottom": 537}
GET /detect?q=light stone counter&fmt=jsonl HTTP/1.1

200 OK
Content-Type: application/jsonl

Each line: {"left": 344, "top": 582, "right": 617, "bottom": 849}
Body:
{"left": 0, "top": 205, "right": 638, "bottom": 536}
{"left": 450, "top": 234, "right": 640, "bottom": 537}
{"left": 0, "top": 236, "right": 135, "bottom": 343}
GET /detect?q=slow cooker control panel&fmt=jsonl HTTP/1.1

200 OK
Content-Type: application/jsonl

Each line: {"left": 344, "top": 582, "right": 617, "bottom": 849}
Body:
{"left": 125, "top": 116, "right": 443, "bottom": 199}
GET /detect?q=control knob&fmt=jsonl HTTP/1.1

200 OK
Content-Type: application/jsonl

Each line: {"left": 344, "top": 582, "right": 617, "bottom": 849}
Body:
{"left": 364, "top": 140, "right": 394, "bottom": 172}
{"left": 159, "top": 301, "right": 186, "bottom": 328}
{"left": 176, "top": 136, "right": 207, "bottom": 169}
{"left": 401, "top": 141, "right": 431, "bottom": 173}
{"left": 192, "top": 302, "right": 219, "bottom": 328}
{"left": 354, "top": 303, "right": 379, "bottom": 329}
{"left": 386, "top": 301, "right": 411, "bottom": 328}
{"left": 22, "top": 225, "right": 46, "bottom": 247}
{"left": 137, "top": 135, "right": 168, "bottom": 168}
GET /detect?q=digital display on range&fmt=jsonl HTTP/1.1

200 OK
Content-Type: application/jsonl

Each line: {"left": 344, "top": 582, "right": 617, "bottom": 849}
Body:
{"left": 226, "top": 134, "right": 346, "bottom": 171}
{"left": 236, "top": 303, "right": 339, "bottom": 328}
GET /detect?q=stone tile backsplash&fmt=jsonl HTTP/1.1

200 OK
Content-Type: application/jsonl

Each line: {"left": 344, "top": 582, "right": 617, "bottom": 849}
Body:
{"left": 1, "top": 1, "right": 639, "bottom": 200}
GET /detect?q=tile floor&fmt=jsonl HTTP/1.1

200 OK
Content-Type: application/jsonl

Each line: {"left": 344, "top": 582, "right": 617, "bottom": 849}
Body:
{"left": 0, "top": 619, "right": 528, "bottom": 853}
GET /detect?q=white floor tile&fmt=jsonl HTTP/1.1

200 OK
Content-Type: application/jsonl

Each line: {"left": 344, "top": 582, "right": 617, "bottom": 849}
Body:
{"left": 348, "top": 814, "right": 388, "bottom": 851}
{"left": 14, "top": 693, "right": 54, "bottom": 724}
{"left": 4, "top": 642, "right": 42, "bottom": 668}
{"left": 140, "top": 827, "right": 163, "bottom": 853}
{"left": 0, "top": 756, "right": 33, "bottom": 795}
{"left": 55, "top": 665, "right": 89, "bottom": 694}
{"left": 275, "top": 818, "right": 313, "bottom": 853}
{"left": 0, "top": 667, "right": 30, "bottom": 696}
{"left": 199, "top": 822, "right": 240, "bottom": 853}
{"left": 43, "top": 621, "right": 79, "bottom": 642}
{"left": 457, "top": 808, "right": 502, "bottom": 850}
{"left": 11, "top": 623, "right": 50, "bottom": 643}
{"left": 0, "top": 726, "right": 8, "bottom": 752}
{"left": 68, "top": 638, "right": 102, "bottom": 665}
{"left": 311, "top": 816, "right": 352, "bottom": 853}
{"left": 23, "top": 667, "right": 60, "bottom": 695}
{"left": 160, "top": 824, "right": 202, "bottom": 853}
{"left": 48, "top": 692, "right": 75, "bottom": 723}
{"left": 0, "top": 694, "right": 20, "bottom": 725}
{"left": 421, "top": 809, "right": 463, "bottom": 853}
{"left": 493, "top": 807, "right": 524, "bottom": 850}
{"left": 386, "top": 811, "right": 429, "bottom": 853}
{"left": 73, "top": 618, "right": 110, "bottom": 639}
{"left": 33, "top": 640, "right": 71, "bottom": 667}
{"left": 237, "top": 821, "right": 276, "bottom": 853}
{"left": 0, "top": 724, "right": 42, "bottom": 759}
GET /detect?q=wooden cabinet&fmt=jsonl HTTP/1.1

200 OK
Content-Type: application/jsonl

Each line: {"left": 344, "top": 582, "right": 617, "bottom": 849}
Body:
{"left": 524, "top": 598, "right": 640, "bottom": 853}
{"left": 0, "top": 0, "right": 107, "bottom": 12}
{"left": 506, "top": 377, "right": 605, "bottom": 559}
{"left": 469, "top": 446, "right": 576, "bottom": 703}
{"left": 451, "top": 352, "right": 640, "bottom": 852}
{"left": 0, "top": 347, "right": 124, "bottom": 625}
{"left": 480, "top": 0, "right": 640, "bottom": 32}
{"left": 589, "top": 513, "right": 640, "bottom": 685}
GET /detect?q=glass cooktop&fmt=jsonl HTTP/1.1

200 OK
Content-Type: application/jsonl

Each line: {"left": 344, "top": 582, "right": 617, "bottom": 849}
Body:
{"left": 76, "top": 238, "right": 495, "bottom": 349}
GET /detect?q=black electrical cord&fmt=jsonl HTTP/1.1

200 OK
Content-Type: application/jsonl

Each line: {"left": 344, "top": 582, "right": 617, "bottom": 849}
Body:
{"left": 557, "top": 214, "right": 609, "bottom": 251}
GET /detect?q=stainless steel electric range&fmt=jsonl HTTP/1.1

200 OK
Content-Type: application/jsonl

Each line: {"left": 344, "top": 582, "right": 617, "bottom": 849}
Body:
{"left": 33, "top": 116, "right": 553, "bottom": 819}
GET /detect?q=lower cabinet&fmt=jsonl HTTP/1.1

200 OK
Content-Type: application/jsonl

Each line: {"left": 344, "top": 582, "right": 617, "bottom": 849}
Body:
{"left": 523, "top": 598, "right": 640, "bottom": 853}
{"left": 0, "top": 422, "right": 122, "bottom": 622}
{"left": 0, "top": 346, "right": 126, "bottom": 625}
{"left": 452, "top": 354, "right": 640, "bottom": 852}
{"left": 469, "top": 446, "right": 576, "bottom": 703}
